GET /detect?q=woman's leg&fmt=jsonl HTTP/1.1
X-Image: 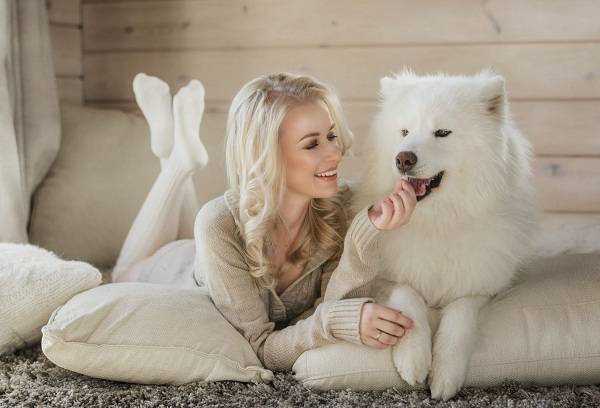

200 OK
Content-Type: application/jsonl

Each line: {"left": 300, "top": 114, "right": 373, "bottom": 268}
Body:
{"left": 133, "top": 72, "right": 201, "bottom": 241}
{"left": 178, "top": 179, "right": 200, "bottom": 239}
{"left": 112, "top": 75, "right": 208, "bottom": 282}
{"left": 173, "top": 79, "right": 208, "bottom": 240}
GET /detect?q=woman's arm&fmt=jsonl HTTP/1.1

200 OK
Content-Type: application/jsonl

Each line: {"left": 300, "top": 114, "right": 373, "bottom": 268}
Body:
{"left": 325, "top": 179, "right": 417, "bottom": 302}
{"left": 193, "top": 199, "right": 372, "bottom": 371}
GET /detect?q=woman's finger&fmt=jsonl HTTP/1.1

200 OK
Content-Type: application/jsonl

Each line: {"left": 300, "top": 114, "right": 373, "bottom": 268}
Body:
{"left": 388, "top": 193, "right": 405, "bottom": 226}
{"left": 400, "top": 179, "right": 415, "bottom": 195}
{"left": 404, "top": 182, "right": 418, "bottom": 206}
{"left": 368, "top": 325, "right": 397, "bottom": 346}
{"left": 362, "top": 336, "right": 389, "bottom": 350}
{"left": 397, "top": 190, "right": 415, "bottom": 219}
{"left": 376, "top": 318, "right": 406, "bottom": 338}
{"left": 377, "top": 305, "right": 414, "bottom": 329}
{"left": 379, "top": 197, "right": 394, "bottom": 225}
{"left": 373, "top": 330, "right": 398, "bottom": 346}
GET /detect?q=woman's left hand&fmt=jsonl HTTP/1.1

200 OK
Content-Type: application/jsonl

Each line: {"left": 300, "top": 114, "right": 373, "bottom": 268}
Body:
{"left": 368, "top": 179, "right": 417, "bottom": 231}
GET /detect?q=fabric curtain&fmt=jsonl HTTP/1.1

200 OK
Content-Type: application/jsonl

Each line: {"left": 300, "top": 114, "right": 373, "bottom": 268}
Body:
{"left": 0, "top": 0, "right": 60, "bottom": 242}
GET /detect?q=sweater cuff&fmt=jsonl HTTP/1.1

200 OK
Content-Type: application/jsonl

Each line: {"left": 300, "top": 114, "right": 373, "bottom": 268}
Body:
{"left": 328, "top": 298, "right": 372, "bottom": 345}
{"left": 349, "top": 206, "right": 382, "bottom": 255}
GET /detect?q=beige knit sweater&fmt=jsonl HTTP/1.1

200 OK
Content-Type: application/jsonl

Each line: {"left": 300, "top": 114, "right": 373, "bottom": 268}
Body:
{"left": 193, "top": 188, "right": 384, "bottom": 371}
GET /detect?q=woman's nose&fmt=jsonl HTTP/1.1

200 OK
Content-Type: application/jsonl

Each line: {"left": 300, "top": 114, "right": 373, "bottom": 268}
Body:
{"left": 325, "top": 140, "right": 342, "bottom": 161}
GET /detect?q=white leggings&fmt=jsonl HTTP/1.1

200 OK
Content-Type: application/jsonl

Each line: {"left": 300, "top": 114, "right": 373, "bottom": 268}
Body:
{"left": 112, "top": 158, "right": 200, "bottom": 285}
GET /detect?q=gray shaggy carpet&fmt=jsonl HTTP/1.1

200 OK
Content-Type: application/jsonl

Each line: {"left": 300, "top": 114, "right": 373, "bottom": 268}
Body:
{"left": 2, "top": 268, "right": 600, "bottom": 407}
{"left": 1, "top": 346, "right": 599, "bottom": 407}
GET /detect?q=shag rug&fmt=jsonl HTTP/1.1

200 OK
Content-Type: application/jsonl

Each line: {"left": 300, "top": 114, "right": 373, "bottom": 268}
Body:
{"left": 1, "top": 269, "right": 599, "bottom": 407}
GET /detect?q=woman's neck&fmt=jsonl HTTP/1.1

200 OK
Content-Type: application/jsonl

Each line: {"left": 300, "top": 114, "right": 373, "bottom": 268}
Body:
{"left": 278, "top": 192, "right": 309, "bottom": 233}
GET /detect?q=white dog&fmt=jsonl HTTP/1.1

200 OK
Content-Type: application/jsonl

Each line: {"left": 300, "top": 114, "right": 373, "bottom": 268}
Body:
{"left": 335, "top": 69, "right": 539, "bottom": 400}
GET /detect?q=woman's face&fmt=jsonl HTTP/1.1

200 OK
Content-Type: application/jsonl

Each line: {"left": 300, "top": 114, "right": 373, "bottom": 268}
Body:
{"left": 278, "top": 102, "right": 342, "bottom": 201}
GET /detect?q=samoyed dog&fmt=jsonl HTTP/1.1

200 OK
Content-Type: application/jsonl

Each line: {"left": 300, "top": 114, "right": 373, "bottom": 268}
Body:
{"left": 351, "top": 70, "right": 538, "bottom": 400}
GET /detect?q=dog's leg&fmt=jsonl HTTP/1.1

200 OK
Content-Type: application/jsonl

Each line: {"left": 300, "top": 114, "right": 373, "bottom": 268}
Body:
{"left": 385, "top": 285, "right": 432, "bottom": 386}
{"left": 429, "top": 295, "right": 489, "bottom": 401}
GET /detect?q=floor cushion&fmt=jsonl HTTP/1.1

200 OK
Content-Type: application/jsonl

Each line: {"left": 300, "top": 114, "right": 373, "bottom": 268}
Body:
{"left": 28, "top": 104, "right": 159, "bottom": 268}
{"left": 41, "top": 282, "right": 273, "bottom": 385}
{"left": 0, "top": 243, "right": 101, "bottom": 355}
{"left": 293, "top": 253, "right": 600, "bottom": 390}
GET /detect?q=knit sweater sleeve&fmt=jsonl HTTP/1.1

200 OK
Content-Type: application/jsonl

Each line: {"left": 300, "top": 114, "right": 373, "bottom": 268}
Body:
{"left": 193, "top": 199, "right": 381, "bottom": 372}
{"left": 323, "top": 206, "right": 388, "bottom": 301}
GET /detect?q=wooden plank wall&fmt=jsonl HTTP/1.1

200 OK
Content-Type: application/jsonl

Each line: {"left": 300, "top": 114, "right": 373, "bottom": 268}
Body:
{"left": 80, "top": 0, "right": 600, "bottom": 249}
{"left": 48, "top": 0, "right": 82, "bottom": 104}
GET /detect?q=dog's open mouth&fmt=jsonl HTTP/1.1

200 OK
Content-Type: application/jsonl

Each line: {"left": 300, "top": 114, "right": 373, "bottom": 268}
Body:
{"left": 401, "top": 171, "right": 444, "bottom": 201}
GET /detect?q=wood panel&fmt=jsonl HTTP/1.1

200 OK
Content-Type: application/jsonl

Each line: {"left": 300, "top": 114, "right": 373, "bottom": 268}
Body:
{"left": 83, "top": 43, "right": 600, "bottom": 102}
{"left": 80, "top": 0, "right": 599, "bottom": 222}
{"left": 511, "top": 101, "right": 600, "bottom": 157}
{"left": 535, "top": 157, "right": 600, "bottom": 212}
{"left": 48, "top": 0, "right": 81, "bottom": 26}
{"left": 86, "top": 99, "right": 600, "bottom": 157}
{"left": 87, "top": 100, "right": 600, "bottom": 213}
{"left": 57, "top": 77, "right": 83, "bottom": 104}
{"left": 82, "top": 0, "right": 600, "bottom": 51}
{"left": 50, "top": 25, "right": 82, "bottom": 76}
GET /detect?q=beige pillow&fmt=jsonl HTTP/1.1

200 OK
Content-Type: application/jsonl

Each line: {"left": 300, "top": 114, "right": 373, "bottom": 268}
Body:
{"left": 293, "top": 253, "right": 600, "bottom": 390}
{"left": 28, "top": 104, "right": 160, "bottom": 268}
{"left": 29, "top": 103, "right": 229, "bottom": 268}
{"left": 41, "top": 282, "right": 273, "bottom": 385}
{"left": 0, "top": 243, "right": 102, "bottom": 355}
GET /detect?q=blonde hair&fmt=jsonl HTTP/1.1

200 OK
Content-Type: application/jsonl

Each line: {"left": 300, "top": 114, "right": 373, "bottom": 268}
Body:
{"left": 225, "top": 73, "right": 354, "bottom": 289}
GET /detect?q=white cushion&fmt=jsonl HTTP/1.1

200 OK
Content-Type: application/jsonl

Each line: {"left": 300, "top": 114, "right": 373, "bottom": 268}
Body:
{"left": 0, "top": 243, "right": 102, "bottom": 355}
{"left": 41, "top": 282, "right": 273, "bottom": 385}
{"left": 293, "top": 253, "right": 600, "bottom": 390}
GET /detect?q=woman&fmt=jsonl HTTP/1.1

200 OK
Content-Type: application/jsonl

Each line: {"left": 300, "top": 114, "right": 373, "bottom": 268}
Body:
{"left": 113, "top": 72, "right": 417, "bottom": 371}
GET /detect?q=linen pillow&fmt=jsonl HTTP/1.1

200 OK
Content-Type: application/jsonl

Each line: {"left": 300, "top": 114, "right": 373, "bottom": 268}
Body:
{"left": 0, "top": 243, "right": 102, "bottom": 355}
{"left": 293, "top": 253, "right": 600, "bottom": 390}
{"left": 28, "top": 104, "right": 160, "bottom": 268}
{"left": 28, "top": 103, "right": 230, "bottom": 268}
{"left": 41, "top": 282, "right": 273, "bottom": 385}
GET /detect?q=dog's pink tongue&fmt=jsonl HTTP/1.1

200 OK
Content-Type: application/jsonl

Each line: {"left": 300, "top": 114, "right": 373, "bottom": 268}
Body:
{"left": 408, "top": 180, "right": 427, "bottom": 196}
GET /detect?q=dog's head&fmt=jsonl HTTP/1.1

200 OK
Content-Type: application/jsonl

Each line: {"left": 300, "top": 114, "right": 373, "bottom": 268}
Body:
{"left": 367, "top": 68, "right": 509, "bottom": 203}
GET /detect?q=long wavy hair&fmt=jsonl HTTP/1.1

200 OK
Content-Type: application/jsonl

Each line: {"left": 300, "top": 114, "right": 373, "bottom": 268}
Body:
{"left": 225, "top": 73, "right": 354, "bottom": 289}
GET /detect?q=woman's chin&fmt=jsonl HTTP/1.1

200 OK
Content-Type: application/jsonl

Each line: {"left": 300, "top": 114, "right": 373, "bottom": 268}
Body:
{"left": 313, "top": 185, "right": 339, "bottom": 199}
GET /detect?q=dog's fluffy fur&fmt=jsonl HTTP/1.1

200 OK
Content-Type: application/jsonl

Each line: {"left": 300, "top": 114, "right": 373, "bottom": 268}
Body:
{"left": 352, "top": 69, "right": 539, "bottom": 400}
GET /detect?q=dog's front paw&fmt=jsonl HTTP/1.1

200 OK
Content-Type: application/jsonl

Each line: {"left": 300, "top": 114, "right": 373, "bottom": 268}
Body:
{"left": 392, "top": 333, "right": 432, "bottom": 386}
{"left": 428, "top": 356, "right": 467, "bottom": 401}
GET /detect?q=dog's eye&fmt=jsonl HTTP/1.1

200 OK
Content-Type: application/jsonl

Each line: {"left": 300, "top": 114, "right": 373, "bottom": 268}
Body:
{"left": 401, "top": 129, "right": 409, "bottom": 137}
{"left": 434, "top": 129, "right": 452, "bottom": 138}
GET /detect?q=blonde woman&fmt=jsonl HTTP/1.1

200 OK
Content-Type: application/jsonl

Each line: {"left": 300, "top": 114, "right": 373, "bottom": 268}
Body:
{"left": 113, "top": 72, "right": 417, "bottom": 371}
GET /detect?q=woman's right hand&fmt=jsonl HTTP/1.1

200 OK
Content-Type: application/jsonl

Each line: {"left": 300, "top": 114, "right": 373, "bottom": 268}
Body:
{"left": 359, "top": 302, "right": 414, "bottom": 348}
{"left": 368, "top": 179, "right": 417, "bottom": 231}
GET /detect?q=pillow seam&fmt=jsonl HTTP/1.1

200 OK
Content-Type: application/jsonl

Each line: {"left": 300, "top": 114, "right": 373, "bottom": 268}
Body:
{"left": 42, "top": 330, "right": 266, "bottom": 375}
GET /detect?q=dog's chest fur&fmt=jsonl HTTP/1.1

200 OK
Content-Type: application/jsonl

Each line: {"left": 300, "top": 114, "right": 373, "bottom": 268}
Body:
{"left": 373, "top": 208, "right": 520, "bottom": 308}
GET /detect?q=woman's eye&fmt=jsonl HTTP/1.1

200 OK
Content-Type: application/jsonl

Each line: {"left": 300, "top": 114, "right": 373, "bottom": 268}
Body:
{"left": 434, "top": 129, "right": 452, "bottom": 137}
{"left": 306, "top": 133, "right": 337, "bottom": 150}
{"left": 401, "top": 129, "right": 409, "bottom": 137}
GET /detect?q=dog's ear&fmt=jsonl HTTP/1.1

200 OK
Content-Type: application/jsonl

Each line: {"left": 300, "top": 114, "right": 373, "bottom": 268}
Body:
{"left": 378, "top": 75, "right": 400, "bottom": 100}
{"left": 480, "top": 75, "right": 506, "bottom": 121}
{"left": 378, "top": 67, "right": 417, "bottom": 100}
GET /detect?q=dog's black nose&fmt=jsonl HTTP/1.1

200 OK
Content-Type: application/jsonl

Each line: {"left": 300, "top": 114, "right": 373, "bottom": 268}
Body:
{"left": 396, "top": 151, "right": 418, "bottom": 172}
